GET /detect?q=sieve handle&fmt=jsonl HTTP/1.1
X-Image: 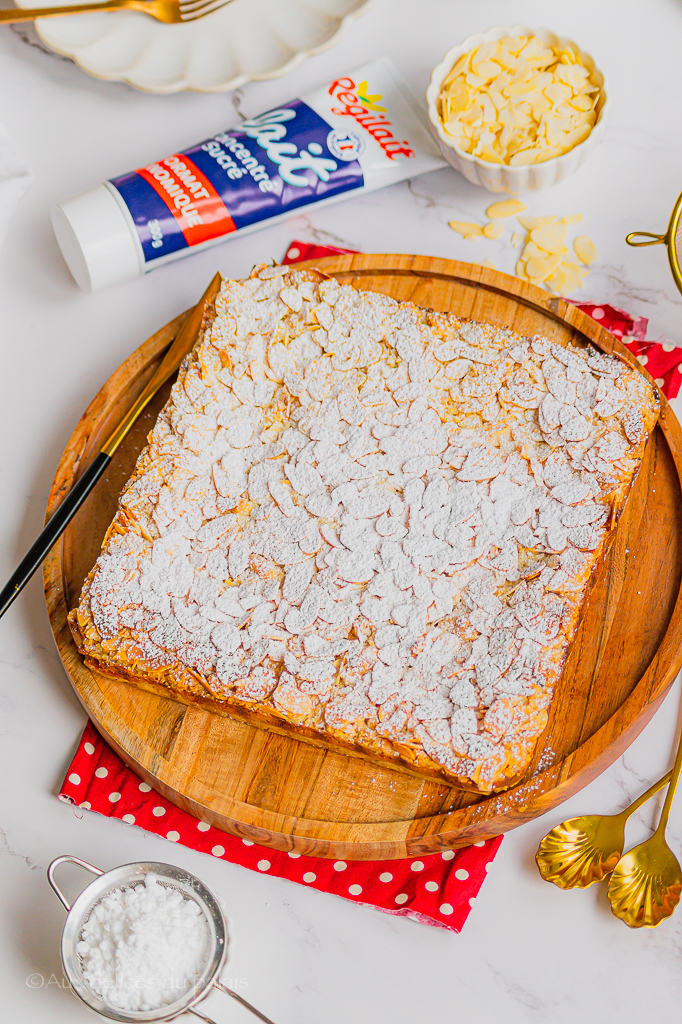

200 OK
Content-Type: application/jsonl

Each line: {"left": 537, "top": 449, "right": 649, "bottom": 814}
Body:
{"left": 47, "top": 855, "right": 105, "bottom": 912}
{"left": 625, "top": 230, "right": 667, "bottom": 247}
{"left": 215, "top": 981, "right": 278, "bottom": 1024}
{"left": 187, "top": 981, "right": 278, "bottom": 1024}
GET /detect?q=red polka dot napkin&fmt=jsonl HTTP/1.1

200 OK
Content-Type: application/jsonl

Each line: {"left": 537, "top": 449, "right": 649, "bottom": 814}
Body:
{"left": 570, "top": 300, "right": 682, "bottom": 398}
{"left": 59, "top": 721, "right": 501, "bottom": 932}
{"left": 57, "top": 242, "right": 679, "bottom": 932}
{"left": 282, "top": 241, "right": 682, "bottom": 398}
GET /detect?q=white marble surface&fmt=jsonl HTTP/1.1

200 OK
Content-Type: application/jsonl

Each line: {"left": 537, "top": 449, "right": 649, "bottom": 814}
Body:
{"left": 2, "top": 1, "right": 682, "bottom": 1021}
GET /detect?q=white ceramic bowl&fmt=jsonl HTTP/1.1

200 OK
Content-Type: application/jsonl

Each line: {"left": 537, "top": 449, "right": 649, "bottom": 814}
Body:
{"left": 426, "top": 25, "right": 609, "bottom": 194}
{"left": 29, "top": 0, "right": 375, "bottom": 94}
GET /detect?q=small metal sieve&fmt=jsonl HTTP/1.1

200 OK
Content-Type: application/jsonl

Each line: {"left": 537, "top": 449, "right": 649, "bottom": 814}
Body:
{"left": 47, "top": 856, "right": 276, "bottom": 1024}
{"left": 626, "top": 189, "right": 682, "bottom": 296}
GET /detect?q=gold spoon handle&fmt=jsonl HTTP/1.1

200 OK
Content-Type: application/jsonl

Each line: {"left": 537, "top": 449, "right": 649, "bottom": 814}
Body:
{"left": 657, "top": 729, "right": 682, "bottom": 833}
{"left": 616, "top": 769, "right": 673, "bottom": 821}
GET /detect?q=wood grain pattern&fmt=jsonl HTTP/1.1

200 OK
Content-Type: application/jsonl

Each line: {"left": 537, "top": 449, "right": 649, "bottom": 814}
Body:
{"left": 43, "top": 254, "right": 682, "bottom": 860}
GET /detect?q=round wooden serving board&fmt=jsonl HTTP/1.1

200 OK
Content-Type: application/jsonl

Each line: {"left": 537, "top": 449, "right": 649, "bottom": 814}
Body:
{"left": 44, "top": 254, "right": 682, "bottom": 860}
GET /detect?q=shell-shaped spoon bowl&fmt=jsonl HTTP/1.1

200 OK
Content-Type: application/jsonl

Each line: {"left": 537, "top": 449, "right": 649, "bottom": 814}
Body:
{"left": 536, "top": 814, "right": 625, "bottom": 889}
{"left": 607, "top": 832, "right": 682, "bottom": 928}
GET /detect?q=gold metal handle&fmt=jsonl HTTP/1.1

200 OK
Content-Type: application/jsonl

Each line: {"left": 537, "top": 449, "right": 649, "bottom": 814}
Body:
{"left": 625, "top": 231, "right": 667, "bottom": 247}
{"left": 0, "top": 0, "right": 129, "bottom": 21}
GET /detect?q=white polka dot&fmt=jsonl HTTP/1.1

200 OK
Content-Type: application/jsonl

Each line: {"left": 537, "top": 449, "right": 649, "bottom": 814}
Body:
{"left": 333, "top": 861, "right": 347, "bottom": 871}
{"left": 455, "top": 868, "right": 469, "bottom": 881}
{"left": 152, "top": 806, "right": 165, "bottom": 817}
{"left": 473, "top": 841, "right": 486, "bottom": 847}
{"left": 68, "top": 773, "right": 81, "bottom": 785}
{"left": 485, "top": 861, "right": 492, "bottom": 871}
{"left": 287, "top": 247, "right": 300, "bottom": 260}
{"left": 108, "top": 791, "right": 121, "bottom": 803}
{"left": 212, "top": 846, "right": 225, "bottom": 857}
{"left": 441, "top": 850, "right": 455, "bottom": 861}
{"left": 591, "top": 307, "right": 605, "bottom": 319}
{"left": 242, "top": 840, "right": 254, "bottom": 846}
{"left": 469, "top": 897, "right": 476, "bottom": 907}
{"left": 167, "top": 831, "right": 180, "bottom": 842}
{"left": 663, "top": 344, "right": 675, "bottom": 352}
{"left": 197, "top": 821, "right": 211, "bottom": 831}
{"left": 677, "top": 364, "right": 682, "bottom": 374}
{"left": 424, "top": 881, "right": 439, "bottom": 892}
{"left": 94, "top": 767, "right": 108, "bottom": 779}
{"left": 348, "top": 884, "right": 363, "bottom": 896}
{"left": 80, "top": 801, "right": 91, "bottom": 810}
{"left": 394, "top": 893, "right": 409, "bottom": 905}
{"left": 379, "top": 872, "right": 393, "bottom": 883}
{"left": 84, "top": 742, "right": 95, "bottom": 755}
{"left": 656, "top": 378, "right": 665, "bottom": 386}
{"left": 439, "top": 903, "right": 454, "bottom": 916}
{"left": 288, "top": 852, "right": 301, "bottom": 859}
{"left": 410, "top": 861, "right": 424, "bottom": 872}
{"left": 636, "top": 354, "right": 648, "bottom": 365}
{"left": 302, "top": 872, "right": 316, "bottom": 883}
{"left": 139, "top": 782, "right": 151, "bottom": 792}
{"left": 257, "top": 860, "right": 271, "bottom": 872}
{"left": 122, "top": 814, "right": 135, "bottom": 825}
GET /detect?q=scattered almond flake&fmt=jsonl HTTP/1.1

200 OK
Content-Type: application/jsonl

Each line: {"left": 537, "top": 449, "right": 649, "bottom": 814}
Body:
{"left": 510, "top": 231, "right": 523, "bottom": 247}
{"left": 486, "top": 199, "right": 526, "bottom": 219}
{"left": 530, "top": 222, "right": 568, "bottom": 255}
{"left": 574, "top": 235, "right": 599, "bottom": 265}
{"left": 70, "top": 265, "right": 659, "bottom": 797}
{"left": 515, "top": 215, "right": 596, "bottom": 294}
{"left": 563, "top": 213, "right": 583, "bottom": 225}
{"left": 437, "top": 35, "right": 602, "bottom": 166}
{"left": 518, "top": 215, "right": 555, "bottom": 230}
{"left": 449, "top": 220, "right": 485, "bottom": 239}
{"left": 483, "top": 222, "right": 504, "bottom": 240}
{"left": 480, "top": 259, "right": 497, "bottom": 270}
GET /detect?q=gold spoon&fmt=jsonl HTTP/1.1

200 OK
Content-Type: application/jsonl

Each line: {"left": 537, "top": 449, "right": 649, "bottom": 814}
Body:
{"left": 536, "top": 770, "right": 671, "bottom": 889}
{"left": 608, "top": 733, "right": 682, "bottom": 928}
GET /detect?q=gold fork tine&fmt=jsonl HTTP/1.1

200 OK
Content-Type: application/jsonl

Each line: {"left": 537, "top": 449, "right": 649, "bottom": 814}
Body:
{"left": 179, "top": 0, "right": 228, "bottom": 17}
{"left": 0, "top": 0, "right": 234, "bottom": 24}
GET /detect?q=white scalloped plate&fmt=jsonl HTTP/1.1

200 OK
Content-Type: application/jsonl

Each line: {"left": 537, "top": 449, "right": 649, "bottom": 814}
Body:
{"left": 27, "top": 0, "right": 375, "bottom": 93}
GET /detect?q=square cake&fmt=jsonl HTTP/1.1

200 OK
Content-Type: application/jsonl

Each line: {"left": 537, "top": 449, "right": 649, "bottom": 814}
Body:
{"left": 69, "top": 266, "right": 659, "bottom": 793}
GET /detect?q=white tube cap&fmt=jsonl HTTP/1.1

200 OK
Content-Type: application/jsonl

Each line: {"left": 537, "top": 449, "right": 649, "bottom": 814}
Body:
{"left": 51, "top": 184, "right": 143, "bottom": 293}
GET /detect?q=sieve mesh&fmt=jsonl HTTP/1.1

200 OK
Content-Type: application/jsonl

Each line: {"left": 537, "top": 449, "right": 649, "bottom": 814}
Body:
{"left": 77, "top": 877, "right": 208, "bottom": 967}
{"left": 49, "top": 856, "right": 274, "bottom": 1024}
{"left": 52, "top": 860, "right": 226, "bottom": 1024}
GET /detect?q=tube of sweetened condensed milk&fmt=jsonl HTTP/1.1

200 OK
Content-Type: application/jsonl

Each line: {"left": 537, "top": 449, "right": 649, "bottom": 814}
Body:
{"left": 52, "top": 57, "right": 444, "bottom": 292}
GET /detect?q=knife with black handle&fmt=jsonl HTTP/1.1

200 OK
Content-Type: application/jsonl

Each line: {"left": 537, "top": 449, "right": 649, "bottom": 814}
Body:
{"left": 0, "top": 272, "right": 222, "bottom": 619}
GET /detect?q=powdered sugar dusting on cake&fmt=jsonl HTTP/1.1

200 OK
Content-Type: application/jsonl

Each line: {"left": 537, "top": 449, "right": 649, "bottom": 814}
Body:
{"left": 71, "top": 268, "right": 659, "bottom": 793}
